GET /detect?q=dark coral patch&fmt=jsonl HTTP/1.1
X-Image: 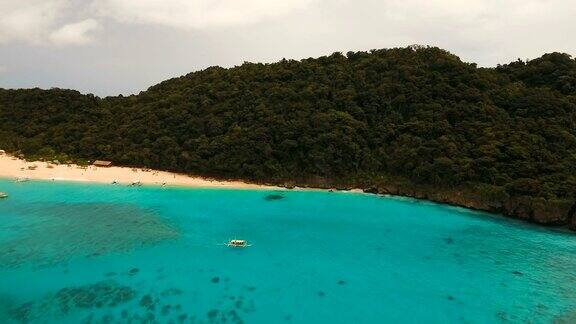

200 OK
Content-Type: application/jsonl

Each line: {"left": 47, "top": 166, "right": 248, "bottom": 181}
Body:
{"left": 9, "top": 302, "right": 33, "bottom": 322}
{"left": 139, "top": 294, "right": 156, "bottom": 311}
{"left": 227, "top": 310, "right": 243, "bottom": 323}
{"left": 144, "top": 312, "right": 155, "bottom": 322}
{"left": 128, "top": 268, "right": 140, "bottom": 276}
{"left": 244, "top": 286, "right": 256, "bottom": 292}
{"left": 8, "top": 280, "right": 137, "bottom": 322}
{"left": 161, "top": 305, "right": 172, "bottom": 316}
{"left": 178, "top": 314, "right": 188, "bottom": 323}
{"left": 55, "top": 281, "right": 136, "bottom": 310}
{"left": 211, "top": 276, "right": 220, "bottom": 283}
{"left": 0, "top": 203, "right": 179, "bottom": 268}
{"left": 81, "top": 313, "right": 94, "bottom": 324}
{"left": 264, "top": 194, "right": 285, "bottom": 201}
{"left": 207, "top": 309, "right": 219, "bottom": 319}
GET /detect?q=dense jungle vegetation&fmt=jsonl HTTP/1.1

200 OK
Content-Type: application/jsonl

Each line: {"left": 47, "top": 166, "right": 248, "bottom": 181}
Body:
{"left": 1, "top": 46, "right": 575, "bottom": 226}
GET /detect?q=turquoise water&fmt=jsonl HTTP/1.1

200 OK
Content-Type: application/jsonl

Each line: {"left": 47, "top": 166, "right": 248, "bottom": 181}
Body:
{"left": 0, "top": 179, "right": 575, "bottom": 323}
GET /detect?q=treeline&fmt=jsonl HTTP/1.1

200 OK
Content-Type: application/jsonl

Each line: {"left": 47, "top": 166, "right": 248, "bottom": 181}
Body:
{"left": 1, "top": 46, "right": 575, "bottom": 227}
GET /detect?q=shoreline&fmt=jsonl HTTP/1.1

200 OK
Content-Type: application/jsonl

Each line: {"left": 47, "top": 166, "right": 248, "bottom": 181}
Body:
{"left": 0, "top": 154, "right": 281, "bottom": 190}
{"left": 1, "top": 153, "right": 573, "bottom": 232}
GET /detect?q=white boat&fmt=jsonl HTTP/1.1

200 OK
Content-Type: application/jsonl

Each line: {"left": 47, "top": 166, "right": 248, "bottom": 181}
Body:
{"left": 226, "top": 239, "right": 251, "bottom": 247}
{"left": 0, "top": 192, "right": 8, "bottom": 199}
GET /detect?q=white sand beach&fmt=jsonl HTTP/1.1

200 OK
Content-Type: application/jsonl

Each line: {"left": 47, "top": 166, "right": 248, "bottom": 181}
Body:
{"left": 0, "top": 154, "right": 280, "bottom": 189}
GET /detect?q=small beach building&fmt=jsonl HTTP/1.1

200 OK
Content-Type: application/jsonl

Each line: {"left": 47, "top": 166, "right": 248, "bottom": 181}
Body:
{"left": 93, "top": 160, "right": 113, "bottom": 167}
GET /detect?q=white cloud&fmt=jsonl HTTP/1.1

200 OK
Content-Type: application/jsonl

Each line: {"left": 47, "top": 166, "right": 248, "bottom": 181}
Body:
{"left": 382, "top": 0, "right": 576, "bottom": 27}
{"left": 0, "top": 0, "right": 99, "bottom": 46}
{"left": 91, "top": 0, "right": 318, "bottom": 29}
{"left": 0, "top": 0, "right": 574, "bottom": 66}
{"left": 374, "top": 0, "right": 576, "bottom": 64}
{"left": 49, "top": 19, "right": 101, "bottom": 45}
{"left": 0, "top": 0, "right": 318, "bottom": 46}
{"left": 0, "top": 0, "right": 68, "bottom": 45}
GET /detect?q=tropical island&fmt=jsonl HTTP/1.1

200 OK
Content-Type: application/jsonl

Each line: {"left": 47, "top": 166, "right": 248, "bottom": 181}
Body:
{"left": 1, "top": 46, "right": 575, "bottom": 230}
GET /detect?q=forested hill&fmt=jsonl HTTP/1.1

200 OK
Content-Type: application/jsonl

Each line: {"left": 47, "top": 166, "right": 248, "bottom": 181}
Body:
{"left": 1, "top": 46, "right": 576, "bottom": 230}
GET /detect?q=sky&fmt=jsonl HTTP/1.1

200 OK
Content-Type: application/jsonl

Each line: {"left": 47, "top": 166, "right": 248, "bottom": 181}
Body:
{"left": 0, "top": 0, "right": 575, "bottom": 97}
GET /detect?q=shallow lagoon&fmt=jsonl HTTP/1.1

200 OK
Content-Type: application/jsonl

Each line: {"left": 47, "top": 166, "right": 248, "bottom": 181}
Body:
{"left": 0, "top": 179, "right": 575, "bottom": 323}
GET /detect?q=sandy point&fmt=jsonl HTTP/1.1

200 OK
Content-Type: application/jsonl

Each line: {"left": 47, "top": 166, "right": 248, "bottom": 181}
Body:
{"left": 0, "top": 154, "right": 280, "bottom": 190}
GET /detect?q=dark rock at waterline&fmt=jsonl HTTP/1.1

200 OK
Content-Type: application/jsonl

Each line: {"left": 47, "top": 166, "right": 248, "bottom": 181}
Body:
{"left": 265, "top": 194, "right": 285, "bottom": 201}
{"left": 361, "top": 184, "right": 576, "bottom": 232}
{"left": 502, "top": 197, "right": 575, "bottom": 226}
{"left": 363, "top": 187, "right": 379, "bottom": 194}
{"left": 568, "top": 204, "right": 576, "bottom": 231}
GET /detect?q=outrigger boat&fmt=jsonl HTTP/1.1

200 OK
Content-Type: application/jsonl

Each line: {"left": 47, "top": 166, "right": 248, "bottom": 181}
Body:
{"left": 0, "top": 192, "right": 8, "bottom": 199}
{"left": 226, "top": 239, "right": 251, "bottom": 248}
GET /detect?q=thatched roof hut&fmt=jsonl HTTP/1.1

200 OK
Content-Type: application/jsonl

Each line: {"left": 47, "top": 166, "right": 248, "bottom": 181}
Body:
{"left": 93, "top": 160, "right": 113, "bottom": 167}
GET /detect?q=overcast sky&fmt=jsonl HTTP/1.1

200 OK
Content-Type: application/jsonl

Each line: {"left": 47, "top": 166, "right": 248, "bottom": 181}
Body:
{"left": 1, "top": 0, "right": 575, "bottom": 97}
